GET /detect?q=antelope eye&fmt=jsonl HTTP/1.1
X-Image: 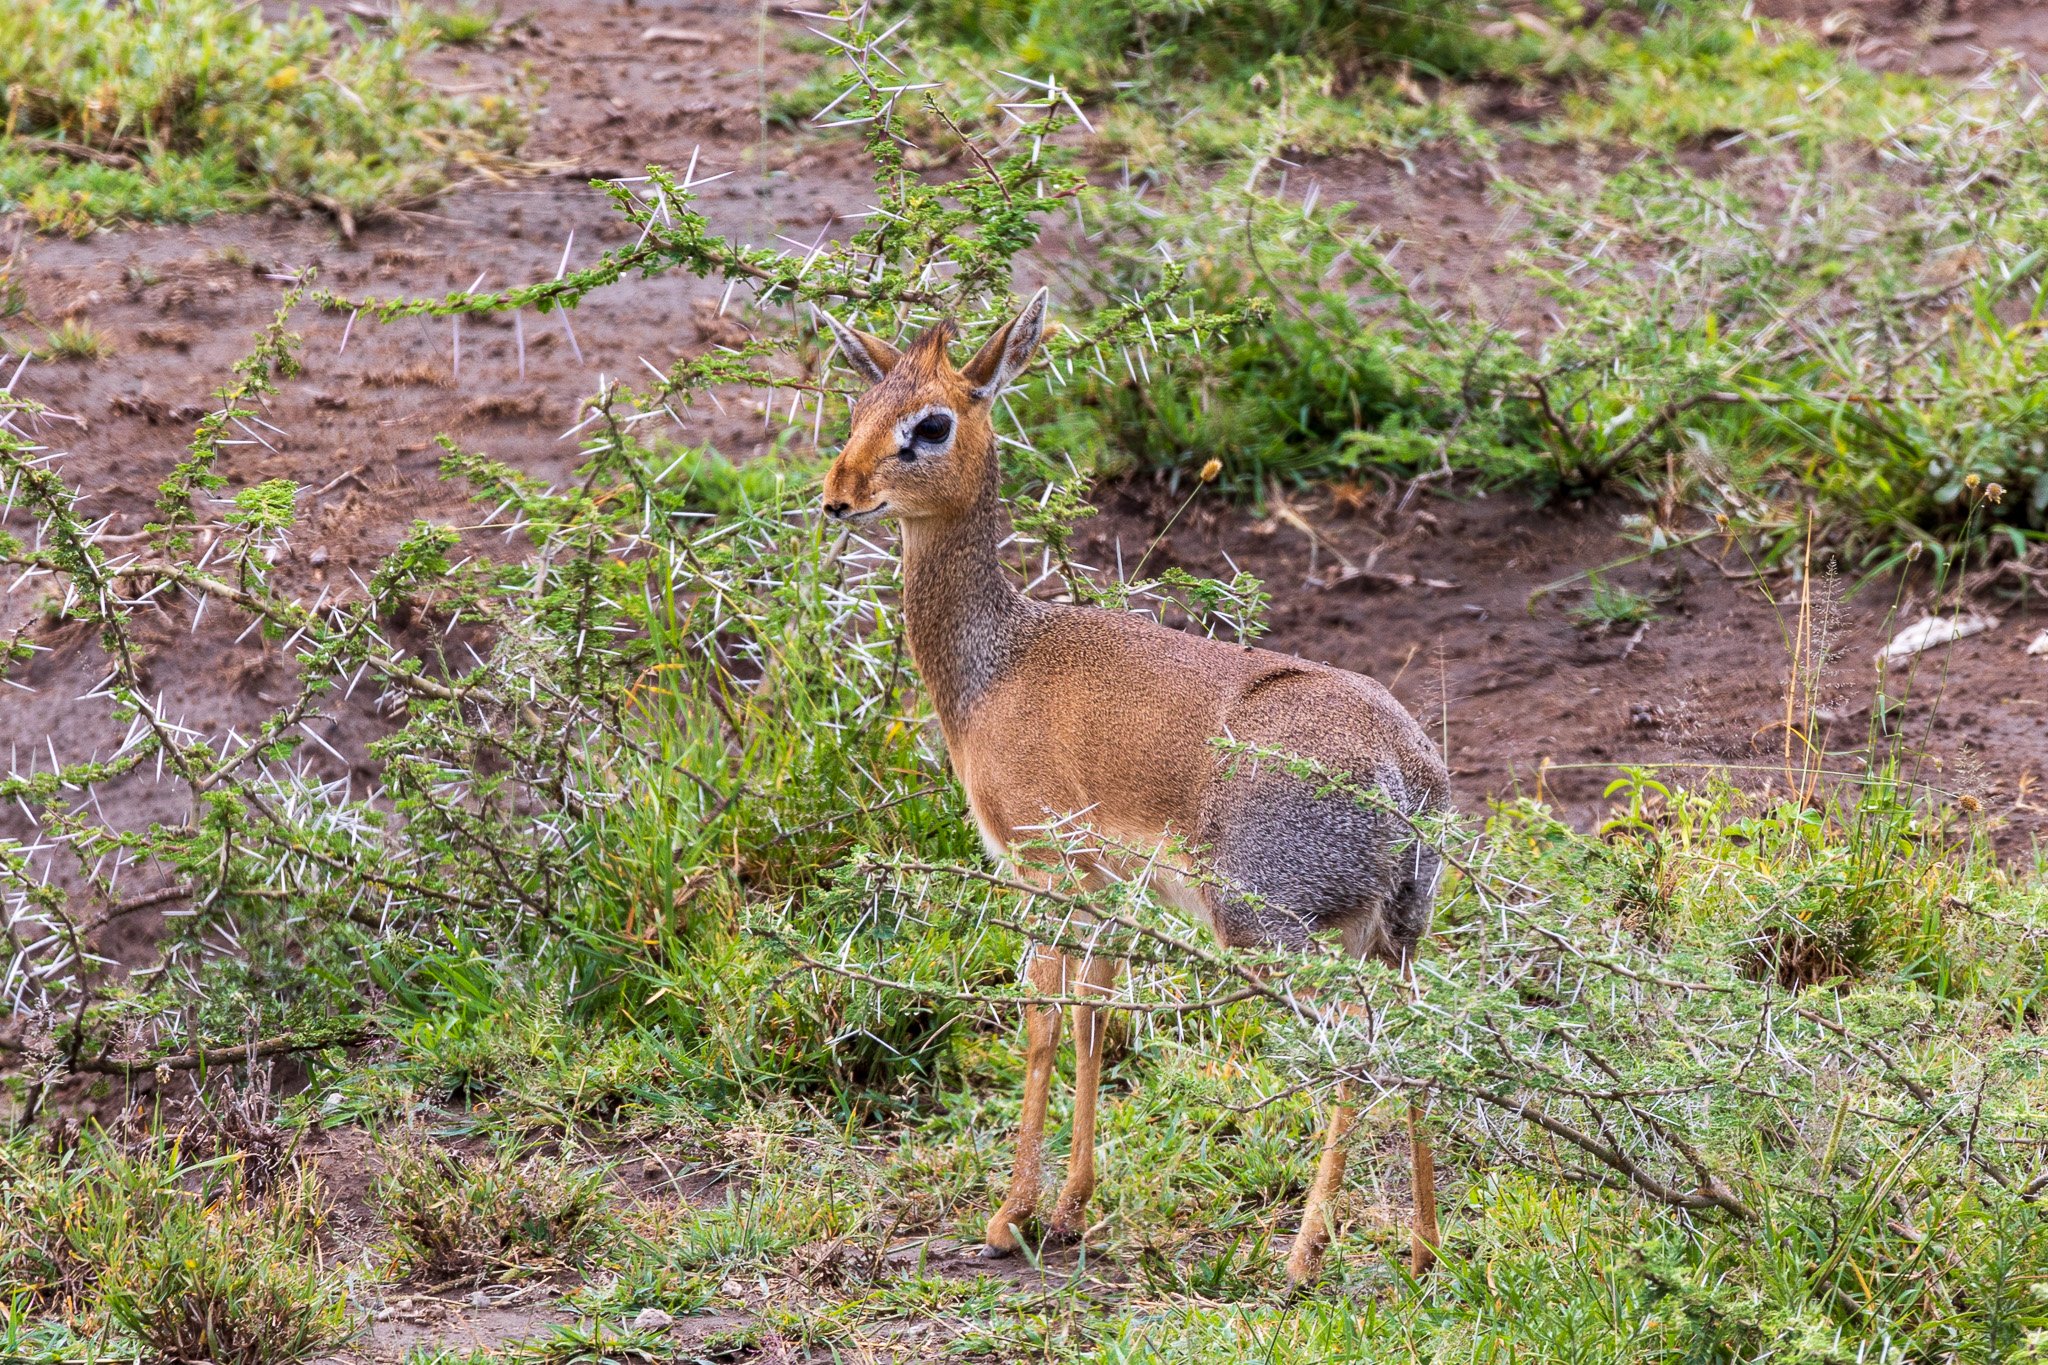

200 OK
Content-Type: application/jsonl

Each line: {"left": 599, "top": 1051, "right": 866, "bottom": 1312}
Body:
{"left": 912, "top": 413, "right": 953, "bottom": 445}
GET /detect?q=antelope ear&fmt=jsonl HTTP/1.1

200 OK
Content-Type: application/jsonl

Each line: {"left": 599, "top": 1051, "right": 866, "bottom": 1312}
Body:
{"left": 816, "top": 308, "right": 903, "bottom": 386}
{"left": 961, "top": 287, "right": 1049, "bottom": 400}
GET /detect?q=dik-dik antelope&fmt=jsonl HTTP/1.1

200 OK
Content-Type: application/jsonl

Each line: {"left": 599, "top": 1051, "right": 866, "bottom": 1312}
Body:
{"left": 819, "top": 291, "right": 1450, "bottom": 1283}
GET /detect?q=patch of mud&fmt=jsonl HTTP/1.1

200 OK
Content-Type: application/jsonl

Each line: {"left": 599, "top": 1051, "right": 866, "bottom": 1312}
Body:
{"left": 1086, "top": 479, "right": 2048, "bottom": 850}
{"left": 1758, "top": 0, "right": 2048, "bottom": 74}
{"left": 337, "top": 1287, "right": 574, "bottom": 1365}
{"left": 1294, "top": 140, "right": 1600, "bottom": 329}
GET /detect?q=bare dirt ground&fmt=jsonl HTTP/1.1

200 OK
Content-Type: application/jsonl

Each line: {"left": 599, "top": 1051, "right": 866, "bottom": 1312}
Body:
{"left": 1757, "top": 0, "right": 2048, "bottom": 74}
{"left": 1093, "top": 483, "right": 2048, "bottom": 844}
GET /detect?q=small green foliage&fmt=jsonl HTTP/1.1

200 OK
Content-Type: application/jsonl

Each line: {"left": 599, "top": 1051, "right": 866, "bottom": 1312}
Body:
{"left": 0, "top": 0, "right": 527, "bottom": 231}
{"left": 32, "top": 318, "right": 111, "bottom": 361}
{"left": 420, "top": 3, "right": 498, "bottom": 46}
{"left": 144, "top": 287, "right": 305, "bottom": 562}
{"left": 227, "top": 479, "right": 299, "bottom": 535}
{"left": 374, "top": 1133, "right": 615, "bottom": 1280}
{"left": 1567, "top": 573, "right": 1659, "bottom": 631}
{"left": 0, "top": 1136, "right": 357, "bottom": 1365}
{"left": 368, "top": 519, "right": 461, "bottom": 617}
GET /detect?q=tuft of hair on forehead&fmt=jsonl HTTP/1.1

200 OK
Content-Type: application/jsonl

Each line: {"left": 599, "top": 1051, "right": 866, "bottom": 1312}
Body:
{"left": 902, "top": 319, "right": 959, "bottom": 368}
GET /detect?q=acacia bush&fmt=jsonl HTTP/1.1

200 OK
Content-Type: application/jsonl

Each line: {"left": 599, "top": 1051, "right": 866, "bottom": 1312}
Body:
{"left": 908, "top": 0, "right": 1534, "bottom": 92}
{"left": 0, "top": 15, "right": 1243, "bottom": 1104}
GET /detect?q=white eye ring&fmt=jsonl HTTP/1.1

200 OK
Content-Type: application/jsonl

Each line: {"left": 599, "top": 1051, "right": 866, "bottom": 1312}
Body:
{"left": 895, "top": 405, "right": 957, "bottom": 459}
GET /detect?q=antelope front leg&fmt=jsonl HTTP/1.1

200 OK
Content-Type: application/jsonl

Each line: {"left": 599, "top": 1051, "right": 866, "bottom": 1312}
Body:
{"left": 1048, "top": 953, "right": 1122, "bottom": 1244}
{"left": 1285, "top": 1078, "right": 1355, "bottom": 1286}
{"left": 983, "top": 947, "right": 1068, "bottom": 1256}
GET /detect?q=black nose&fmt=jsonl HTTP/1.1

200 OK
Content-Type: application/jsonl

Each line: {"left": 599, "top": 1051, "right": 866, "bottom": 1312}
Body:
{"left": 823, "top": 500, "right": 849, "bottom": 520}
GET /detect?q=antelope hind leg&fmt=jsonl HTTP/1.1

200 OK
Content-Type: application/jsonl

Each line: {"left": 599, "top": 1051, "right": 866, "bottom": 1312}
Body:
{"left": 1408, "top": 1098, "right": 1439, "bottom": 1276}
{"left": 1285, "top": 1078, "right": 1355, "bottom": 1285}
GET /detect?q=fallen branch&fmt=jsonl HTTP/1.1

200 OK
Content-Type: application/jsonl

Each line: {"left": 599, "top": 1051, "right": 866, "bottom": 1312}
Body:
{"left": 13, "top": 136, "right": 138, "bottom": 170}
{"left": 1466, "top": 1084, "right": 1757, "bottom": 1220}
{"left": 62, "top": 1030, "right": 376, "bottom": 1077}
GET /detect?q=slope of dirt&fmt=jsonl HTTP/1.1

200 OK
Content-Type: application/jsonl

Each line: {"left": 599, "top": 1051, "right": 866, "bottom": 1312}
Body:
{"left": 0, "top": 0, "right": 860, "bottom": 867}
{"left": 1086, "top": 480, "right": 2048, "bottom": 849}
{"left": 291, "top": 1120, "right": 1124, "bottom": 1365}
{"left": 1758, "top": 0, "right": 2048, "bottom": 74}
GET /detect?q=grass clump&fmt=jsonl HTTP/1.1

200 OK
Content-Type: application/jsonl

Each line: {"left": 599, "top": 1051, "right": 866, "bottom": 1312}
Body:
{"left": 0, "top": 1136, "right": 357, "bottom": 1364}
{"left": 1056, "top": 186, "right": 1523, "bottom": 493}
{"left": 32, "top": 318, "right": 113, "bottom": 362}
{"left": 0, "top": 0, "right": 526, "bottom": 233}
{"left": 1551, "top": 7, "right": 1943, "bottom": 152}
{"left": 1567, "top": 573, "right": 1658, "bottom": 631}
{"left": 912, "top": 0, "right": 1530, "bottom": 95}
{"left": 374, "top": 1133, "right": 614, "bottom": 1281}
{"left": 421, "top": 3, "right": 499, "bottom": 47}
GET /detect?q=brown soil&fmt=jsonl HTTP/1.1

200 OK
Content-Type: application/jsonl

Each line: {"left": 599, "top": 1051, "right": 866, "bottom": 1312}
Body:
{"left": 289, "top": 1119, "right": 1123, "bottom": 1363}
{"left": 1757, "top": 0, "right": 2048, "bottom": 74}
{"left": 1088, "top": 481, "right": 2048, "bottom": 848}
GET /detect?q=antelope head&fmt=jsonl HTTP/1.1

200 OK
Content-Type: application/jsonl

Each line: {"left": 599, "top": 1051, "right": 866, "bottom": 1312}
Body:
{"left": 819, "top": 289, "right": 1047, "bottom": 525}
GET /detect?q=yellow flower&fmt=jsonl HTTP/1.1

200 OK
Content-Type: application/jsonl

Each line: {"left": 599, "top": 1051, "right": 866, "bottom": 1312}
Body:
{"left": 1198, "top": 458, "right": 1222, "bottom": 483}
{"left": 265, "top": 65, "right": 302, "bottom": 93}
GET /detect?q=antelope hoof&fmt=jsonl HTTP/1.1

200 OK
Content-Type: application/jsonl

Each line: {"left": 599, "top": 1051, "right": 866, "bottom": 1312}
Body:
{"left": 1045, "top": 1193, "right": 1092, "bottom": 1246}
{"left": 1409, "top": 1236, "right": 1441, "bottom": 1285}
{"left": 981, "top": 1210, "right": 1030, "bottom": 1258}
{"left": 1044, "top": 1215, "right": 1086, "bottom": 1247}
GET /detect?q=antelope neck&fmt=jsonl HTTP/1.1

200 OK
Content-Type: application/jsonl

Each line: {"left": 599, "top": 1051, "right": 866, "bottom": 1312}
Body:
{"left": 895, "top": 478, "right": 1025, "bottom": 731}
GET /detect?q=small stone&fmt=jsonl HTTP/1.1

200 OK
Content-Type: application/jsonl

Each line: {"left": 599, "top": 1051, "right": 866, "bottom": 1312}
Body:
{"left": 1878, "top": 611, "right": 1998, "bottom": 665}
{"left": 631, "top": 1308, "right": 675, "bottom": 1332}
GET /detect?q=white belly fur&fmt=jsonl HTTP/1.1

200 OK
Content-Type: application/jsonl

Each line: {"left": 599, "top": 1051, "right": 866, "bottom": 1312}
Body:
{"left": 965, "top": 789, "right": 1220, "bottom": 944}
